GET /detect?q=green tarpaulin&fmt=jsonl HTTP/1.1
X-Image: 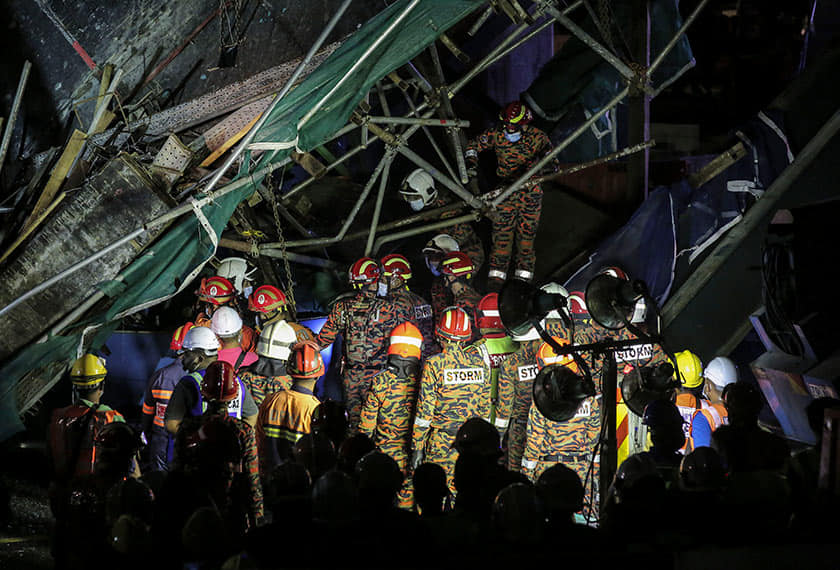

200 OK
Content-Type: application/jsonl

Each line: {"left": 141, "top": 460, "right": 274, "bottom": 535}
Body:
{"left": 0, "top": 0, "right": 484, "bottom": 441}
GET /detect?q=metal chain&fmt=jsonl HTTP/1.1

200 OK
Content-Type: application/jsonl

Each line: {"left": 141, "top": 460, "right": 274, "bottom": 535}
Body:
{"left": 268, "top": 167, "right": 296, "bottom": 311}
{"left": 219, "top": 0, "right": 245, "bottom": 51}
{"left": 596, "top": 0, "right": 616, "bottom": 53}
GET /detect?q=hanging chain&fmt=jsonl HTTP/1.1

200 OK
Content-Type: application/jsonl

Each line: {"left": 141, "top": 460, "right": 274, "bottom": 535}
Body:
{"left": 268, "top": 167, "right": 296, "bottom": 311}
{"left": 595, "top": 0, "right": 616, "bottom": 53}
{"left": 219, "top": 0, "right": 245, "bottom": 53}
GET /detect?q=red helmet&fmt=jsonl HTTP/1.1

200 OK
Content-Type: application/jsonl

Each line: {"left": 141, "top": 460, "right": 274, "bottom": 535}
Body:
{"left": 288, "top": 341, "right": 324, "bottom": 379}
{"left": 170, "top": 322, "right": 195, "bottom": 351}
{"left": 537, "top": 337, "right": 580, "bottom": 372}
{"left": 197, "top": 276, "right": 234, "bottom": 306}
{"left": 477, "top": 293, "right": 505, "bottom": 338}
{"left": 248, "top": 284, "right": 288, "bottom": 314}
{"left": 436, "top": 306, "right": 472, "bottom": 342}
{"left": 602, "top": 266, "right": 628, "bottom": 280}
{"left": 567, "top": 291, "right": 588, "bottom": 315}
{"left": 499, "top": 101, "right": 532, "bottom": 125}
{"left": 388, "top": 322, "right": 423, "bottom": 360}
{"left": 381, "top": 254, "right": 412, "bottom": 281}
{"left": 440, "top": 252, "right": 474, "bottom": 280}
{"left": 349, "top": 257, "right": 381, "bottom": 287}
{"left": 200, "top": 361, "right": 238, "bottom": 403}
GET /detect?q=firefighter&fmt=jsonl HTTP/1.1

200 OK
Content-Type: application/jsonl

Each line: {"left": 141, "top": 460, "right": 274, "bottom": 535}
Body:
{"left": 359, "top": 323, "right": 423, "bottom": 506}
{"left": 194, "top": 275, "right": 257, "bottom": 352}
{"left": 316, "top": 257, "right": 408, "bottom": 428}
{"left": 423, "top": 234, "right": 462, "bottom": 319}
{"left": 671, "top": 350, "right": 708, "bottom": 454}
{"left": 211, "top": 306, "right": 259, "bottom": 372}
{"left": 465, "top": 101, "right": 555, "bottom": 289}
{"left": 399, "top": 168, "right": 485, "bottom": 274}
{"left": 689, "top": 356, "right": 737, "bottom": 449}
{"left": 174, "top": 360, "right": 263, "bottom": 528}
{"left": 239, "top": 320, "right": 297, "bottom": 407}
{"left": 49, "top": 354, "right": 127, "bottom": 481}
{"left": 164, "top": 326, "right": 258, "bottom": 435}
{"left": 410, "top": 306, "right": 494, "bottom": 493}
{"left": 141, "top": 323, "right": 195, "bottom": 471}
{"left": 257, "top": 341, "right": 322, "bottom": 473}
{"left": 436, "top": 251, "right": 482, "bottom": 341}
{"left": 521, "top": 337, "right": 600, "bottom": 520}
{"left": 248, "top": 284, "right": 315, "bottom": 343}
{"left": 381, "top": 253, "right": 437, "bottom": 359}
{"left": 472, "top": 293, "right": 517, "bottom": 429}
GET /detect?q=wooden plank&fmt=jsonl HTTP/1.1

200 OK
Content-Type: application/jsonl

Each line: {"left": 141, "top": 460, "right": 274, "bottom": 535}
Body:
{"left": 21, "top": 130, "right": 87, "bottom": 231}
{"left": 0, "top": 192, "right": 67, "bottom": 264}
{"left": 687, "top": 142, "right": 747, "bottom": 189}
{"left": 291, "top": 151, "right": 326, "bottom": 178}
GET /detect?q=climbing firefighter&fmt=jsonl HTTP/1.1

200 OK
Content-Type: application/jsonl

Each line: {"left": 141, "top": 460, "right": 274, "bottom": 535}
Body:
{"left": 411, "top": 306, "right": 495, "bottom": 493}
{"left": 381, "top": 253, "right": 437, "bottom": 359}
{"left": 257, "top": 341, "right": 323, "bottom": 473}
{"left": 689, "top": 356, "right": 737, "bottom": 449}
{"left": 521, "top": 337, "right": 600, "bottom": 520}
{"left": 49, "top": 354, "right": 127, "bottom": 481}
{"left": 141, "top": 322, "right": 194, "bottom": 471}
{"left": 435, "top": 251, "right": 482, "bottom": 342}
{"left": 194, "top": 275, "right": 257, "bottom": 352}
{"left": 472, "top": 293, "right": 517, "bottom": 429}
{"left": 173, "top": 360, "right": 263, "bottom": 529}
{"left": 317, "top": 257, "right": 409, "bottom": 428}
{"left": 423, "top": 234, "right": 462, "bottom": 318}
{"left": 400, "top": 168, "right": 485, "bottom": 274}
{"left": 359, "top": 322, "right": 424, "bottom": 506}
{"left": 465, "top": 101, "right": 555, "bottom": 289}
{"left": 164, "top": 326, "right": 258, "bottom": 436}
{"left": 248, "top": 283, "right": 315, "bottom": 343}
{"left": 239, "top": 320, "right": 297, "bottom": 407}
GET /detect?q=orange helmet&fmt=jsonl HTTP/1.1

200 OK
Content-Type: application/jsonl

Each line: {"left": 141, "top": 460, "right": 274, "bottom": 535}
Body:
{"left": 440, "top": 252, "right": 474, "bottom": 280}
{"left": 288, "top": 341, "right": 324, "bottom": 379}
{"left": 537, "top": 337, "right": 580, "bottom": 372}
{"left": 476, "top": 293, "right": 504, "bottom": 337}
{"left": 197, "top": 276, "right": 234, "bottom": 306}
{"left": 349, "top": 257, "right": 381, "bottom": 288}
{"left": 388, "top": 322, "right": 423, "bottom": 359}
{"left": 170, "top": 322, "right": 195, "bottom": 351}
{"left": 499, "top": 101, "right": 532, "bottom": 125}
{"left": 200, "top": 361, "right": 238, "bottom": 403}
{"left": 381, "top": 254, "right": 412, "bottom": 281}
{"left": 436, "top": 306, "right": 472, "bottom": 342}
{"left": 248, "top": 284, "right": 288, "bottom": 314}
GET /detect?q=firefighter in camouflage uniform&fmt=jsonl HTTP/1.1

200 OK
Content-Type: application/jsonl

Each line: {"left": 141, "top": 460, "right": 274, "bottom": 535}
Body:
{"left": 248, "top": 284, "right": 315, "bottom": 343}
{"left": 381, "top": 254, "right": 438, "bottom": 359}
{"left": 472, "top": 293, "right": 517, "bottom": 430}
{"left": 465, "top": 101, "right": 556, "bottom": 288}
{"left": 411, "top": 307, "right": 499, "bottom": 493}
{"left": 400, "top": 169, "right": 485, "bottom": 274}
{"left": 433, "top": 251, "right": 482, "bottom": 343}
{"left": 238, "top": 320, "right": 296, "bottom": 407}
{"left": 317, "top": 257, "right": 412, "bottom": 428}
{"left": 359, "top": 323, "right": 424, "bottom": 507}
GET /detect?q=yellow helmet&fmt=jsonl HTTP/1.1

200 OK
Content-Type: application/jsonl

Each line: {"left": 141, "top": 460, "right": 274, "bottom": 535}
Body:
{"left": 673, "top": 350, "right": 703, "bottom": 389}
{"left": 70, "top": 354, "right": 107, "bottom": 387}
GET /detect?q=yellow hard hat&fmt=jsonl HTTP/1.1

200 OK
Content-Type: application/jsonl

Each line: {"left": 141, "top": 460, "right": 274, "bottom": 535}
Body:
{"left": 70, "top": 354, "right": 107, "bottom": 387}
{"left": 673, "top": 350, "right": 703, "bottom": 389}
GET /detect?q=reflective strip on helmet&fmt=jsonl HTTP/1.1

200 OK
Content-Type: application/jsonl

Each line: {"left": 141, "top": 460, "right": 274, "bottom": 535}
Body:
{"left": 488, "top": 270, "right": 507, "bottom": 280}
{"left": 71, "top": 375, "right": 106, "bottom": 387}
{"left": 414, "top": 417, "right": 431, "bottom": 428}
{"left": 465, "top": 149, "right": 477, "bottom": 158}
{"left": 494, "top": 417, "right": 510, "bottom": 429}
{"left": 521, "top": 458, "right": 538, "bottom": 470}
{"left": 514, "top": 269, "right": 533, "bottom": 280}
{"left": 481, "top": 309, "right": 500, "bottom": 317}
{"left": 509, "top": 105, "right": 526, "bottom": 123}
{"left": 541, "top": 354, "right": 571, "bottom": 365}
{"left": 390, "top": 335, "right": 422, "bottom": 348}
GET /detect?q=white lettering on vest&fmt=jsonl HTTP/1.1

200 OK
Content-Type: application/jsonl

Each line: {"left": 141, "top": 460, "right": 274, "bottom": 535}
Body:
{"left": 614, "top": 344, "right": 654, "bottom": 363}
{"left": 443, "top": 368, "right": 485, "bottom": 385}
{"left": 414, "top": 304, "right": 433, "bottom": 320}
{"left": 517, "top": 364, "right": 538, "bottom": 382}
{"left": 574, "top": 398, "right": 593, "bottom": 419}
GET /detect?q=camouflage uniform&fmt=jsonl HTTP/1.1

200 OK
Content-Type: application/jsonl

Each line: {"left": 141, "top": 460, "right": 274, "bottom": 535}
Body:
{"left": 499, "top": 340, "right": 541, "bottom": 472}
{"left": 391, "top": 286, "right": 438, "bottom": 359}
{"left": 472, "top": 336, "right": 518, "bottom": 426}
{"left": 317, "top": 293, "right": 412, "bottom": 427}
{"left": 239, "top": 369, "right": 292, "bottom": 408}
{"left": 466, "top": 124, "right": 553, "bottom": 282}
{"left": 411, "top": 343, "right": 494, "bottom": 493}
{"left": 430, "top": 281, "right": 482, "bottom": 344}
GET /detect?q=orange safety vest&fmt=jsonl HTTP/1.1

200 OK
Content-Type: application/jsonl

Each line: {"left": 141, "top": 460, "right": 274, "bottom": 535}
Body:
{"left": 688, "top": 403, "right": 728, "bottom": 450}
{"left": 675, "top": 392, "right": 709, "bottom": 454}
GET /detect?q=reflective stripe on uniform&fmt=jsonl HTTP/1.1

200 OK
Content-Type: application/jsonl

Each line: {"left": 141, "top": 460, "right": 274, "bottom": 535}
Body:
{"left": 705, "top": 405, "right": 724, "bottom": 427}
{"left": 263, "top": 425, "right": 305, "bottom": 442}
{"left": 494, "top": 417, "right": 510, "bottom": 429}
{"left": 488, "top": 270, "right": 507, "bottom": 280}
{"left": 152, "top": 389, "right": 172, "bottom": 400}
{"left": 414, "top": 417, "right": 432, "bottom": 428}
{"left": 514, "top": 269, "right": 533, "bottom": 280}
{"left": 521, "top": 458, "right": 538, "bottom": 470}
{"left": 142, "top": 404, "right": 154, "bottom": 415}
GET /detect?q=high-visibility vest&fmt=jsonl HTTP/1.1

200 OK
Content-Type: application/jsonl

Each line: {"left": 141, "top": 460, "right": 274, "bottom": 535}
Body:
{"left": 689, "top": 403, "right": 728, "bottom": 450}
{"left": 675, "top": 392, "right": 709, "bottom": 454}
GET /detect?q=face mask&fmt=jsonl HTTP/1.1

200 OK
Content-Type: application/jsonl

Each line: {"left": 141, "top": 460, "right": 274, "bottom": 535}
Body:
{"left": 377, "top": 282, "right": 389, "bottom": 297}
{"left": 504, "top": 130, "right": 522, "bottom": 143}
{"left": 243, "top": 286, "right": 253, "bottom": 298}
{"left": 408, "top": 198, "right": 425, "bottom": 212}
{"left": 427, "top": 260, "right": 441, "bottom": 277}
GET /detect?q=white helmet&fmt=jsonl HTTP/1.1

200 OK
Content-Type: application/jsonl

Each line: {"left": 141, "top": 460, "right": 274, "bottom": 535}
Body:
{"left": 541, "top": 282, "right": 570, "bottom": 321}
{"left": 400, "top": 168, "right": 437, "bottom": 211}
{"left": 422, "top": 234, "right": 460, "bottom": 255}
{"left": 511, "top": 324, "right": 543, "bottom": 342}
{"left": 216, "top": 257, "right": 256, "bottom": 295}
{"left": 210, "top": 306, "right": 243, "bottom": 338}
{"left": 704, "top": 356, "right": 738, "bottom": 389}
{"left": 257, "top": 320, "right": 296, "bottom": 360}
{"left": 182, "top": 326, "right": 220, "bottom": 354}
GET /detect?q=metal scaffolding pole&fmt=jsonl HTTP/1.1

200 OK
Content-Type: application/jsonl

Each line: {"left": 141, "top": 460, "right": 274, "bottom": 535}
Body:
{"left": 365, "top": 151, "right": 395, "bottom": 255}
{"left": 428, "top": 43, "right": 470, "bottom": 184}
{"left": 372, "top": 212, "right": 480, "bottom": 255}
{"left": 400, "top": 88, "right": 460, "bottom": 184}
{"left": 490, "top": 87, "right": 630, "bottom": 207}
{"left": 367, "top": 116, "right": 470, "bottom": 128}
{"left": 397, "top": 143, "right": 485, "bottom": 210}
{"left": 283, "top": 139, "right": 376, "bottom": 201}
